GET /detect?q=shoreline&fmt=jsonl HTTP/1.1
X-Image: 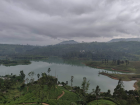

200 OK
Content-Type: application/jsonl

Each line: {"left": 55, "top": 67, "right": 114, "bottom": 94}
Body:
{"left": 96, "top": 66, "right": 130, "bottom": 73}
{"left": 99, "top": 72, "right": 139, "bottom": 90}
{"left": 85, "top": 64, "right": 131, "bottom": 73}
{"left": 85, "top": 63, "right": 139, "bottom": 90}
{"left": 133, "top": 80, "right": 139, "bottom": 90}
{"left": 99, "top": 72, "right": 131, "bottom": 81}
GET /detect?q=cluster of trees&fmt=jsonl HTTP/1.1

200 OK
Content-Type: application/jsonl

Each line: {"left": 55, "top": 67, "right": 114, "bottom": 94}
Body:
{"left": 0, "top": 68, "right": 59, "bottom": 104}
{"left": 0, "top": 70, "right": 25, "bottom": 101}
{"left": 112, "top": 59, "right": 129, "bottom": 65}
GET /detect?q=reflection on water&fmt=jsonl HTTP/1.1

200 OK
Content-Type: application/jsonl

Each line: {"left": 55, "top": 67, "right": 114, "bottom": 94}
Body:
{"left": 0, "top": 57, "right": 136, "bottom": 94}
{"left": 32, "top": 57, "right": 85, "bottom": 67}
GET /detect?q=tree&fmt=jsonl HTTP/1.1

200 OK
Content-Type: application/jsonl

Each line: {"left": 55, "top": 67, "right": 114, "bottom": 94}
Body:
{"left": 61, "top": 82, "right": 66, "bottom": 86}
{"left": 71, "top": 76, "right": 74, "bottom": 87}
{"left": 28, "top": 71, "right": 35, "bottom": 86}
{"left": 117, "top": 60, "right": 120, "bottom": 65}
{"left": 19, "top": 70, "right": 25, "bottom": 82}
{"left": 106, "top": 89, "right": 111, "bottom": 97}
{"left": 81, "top": 77, "right": 90, "bottom": 104}
{"left": 47, "top": 68, "right": 51, "bottom": 75}
{"left": 37, "top": 73, "right": 40, "bottom": 79}
{"left": 113, "top": 79, "right": 126, "bottom": 101}
{"left": 25, "top": 78, "right": 29, "bottom": 84}
{"left": 95, "top": 85, "right": 101, "bottom": 104}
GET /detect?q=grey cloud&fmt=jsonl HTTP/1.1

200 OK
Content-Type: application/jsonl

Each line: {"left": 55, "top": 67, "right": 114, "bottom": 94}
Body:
{"left": 0, "top": 0, "right": 140, "bottom": 45}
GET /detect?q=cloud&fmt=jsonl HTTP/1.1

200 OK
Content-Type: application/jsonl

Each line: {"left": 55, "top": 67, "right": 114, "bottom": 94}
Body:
{"left": 0, "top": 0, "right": 140, "bottom": 45}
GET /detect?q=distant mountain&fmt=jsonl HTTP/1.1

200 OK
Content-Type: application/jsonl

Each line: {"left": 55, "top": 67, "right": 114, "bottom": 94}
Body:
{"left": 109, "top": 38, "right": 140, "bottom": 42}
{"left": 57, "top": 40, "right": 79, "bottom": 45}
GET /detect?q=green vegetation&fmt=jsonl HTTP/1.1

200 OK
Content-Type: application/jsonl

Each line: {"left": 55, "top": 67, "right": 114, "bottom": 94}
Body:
{"left": 137, "top": 81, "right": 140, "bottom": 90}
{"left": 1, "top": 41, "right": 140, "bottom": 61}
{"left": 87, "top": 99, "right": 117, "bottom": 105}
{"left": 86, "top": 60, "right": 140, "bottom": 91}
{"left": 0, "top": 60, "right": 31, "bottom": 66}
{"left": 1, "top": 41, "right": 140, "bottom": 105}
{"left": 86, "top": 60, "right": 140, "bottom": 73}
{"left": 1, "top": 68, "right": 140, "bottom": 105}
{"left": 99, "top": 72, "right": 140, "bottom": 81}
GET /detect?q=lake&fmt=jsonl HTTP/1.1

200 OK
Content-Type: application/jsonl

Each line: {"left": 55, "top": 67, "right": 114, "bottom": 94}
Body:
{"left": 0, "top": 58, "right": 136, "bottom": 94}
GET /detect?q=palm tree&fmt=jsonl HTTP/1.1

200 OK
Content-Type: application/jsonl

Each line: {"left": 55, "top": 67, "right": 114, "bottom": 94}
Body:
{"left": 95, "top": 85, "right": 101, "bottom": 105}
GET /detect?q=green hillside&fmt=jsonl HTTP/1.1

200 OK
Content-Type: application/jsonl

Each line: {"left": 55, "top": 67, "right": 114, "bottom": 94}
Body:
{"left": 1, "top": 41, "right": 140, "bottom": 60}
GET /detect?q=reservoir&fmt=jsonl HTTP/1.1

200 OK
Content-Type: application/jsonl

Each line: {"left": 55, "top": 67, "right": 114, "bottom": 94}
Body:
{"left": 0, "top": 58, "right": 135, "bottom": 94}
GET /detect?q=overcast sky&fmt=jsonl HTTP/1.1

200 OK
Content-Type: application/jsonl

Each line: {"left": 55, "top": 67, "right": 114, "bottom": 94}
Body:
{"left": 0, "top": 0, "right": 140, "bottom": 45}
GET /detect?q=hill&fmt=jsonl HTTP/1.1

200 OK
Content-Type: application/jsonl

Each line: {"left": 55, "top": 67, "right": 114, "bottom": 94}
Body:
{"left": 1, "top": 41, "right": 140, "bottom": 60}
{"left": 109, "top": 38, "right": 140, "bottom": 42}
{"left": 22, "top": 41, "right": 140, "bottom": 61}
{"left": 57, "top": 40, "right": 79, "bottom": 45}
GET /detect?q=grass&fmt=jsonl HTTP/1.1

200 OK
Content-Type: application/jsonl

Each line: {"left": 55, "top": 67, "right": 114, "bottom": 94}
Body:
{"left": 86, "top": 61, "right": 140, "bottom": 73}
{"left": 99, "top": 72, "right": 140, "bottom": 81}
{"left": 136, "top": 80, "right": 140, "bottom": 90}
{"left": 57, "top": 86, "right": 79, "bottom": 102}
{"left": 2, "top": 84, "right": 79, "bottom": 105}
{"left": 87, "top": 99, "right": 117, "bottom": 105}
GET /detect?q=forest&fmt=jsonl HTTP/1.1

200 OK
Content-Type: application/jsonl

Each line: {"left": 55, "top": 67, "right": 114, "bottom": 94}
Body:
{"left": 1, "top": 41, "right": 140, "bottom": 61}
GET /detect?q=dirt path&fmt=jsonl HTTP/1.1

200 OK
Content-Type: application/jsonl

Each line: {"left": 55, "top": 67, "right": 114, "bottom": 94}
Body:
{"left": 57, "top": 91, "right": 65, "bottom": 100}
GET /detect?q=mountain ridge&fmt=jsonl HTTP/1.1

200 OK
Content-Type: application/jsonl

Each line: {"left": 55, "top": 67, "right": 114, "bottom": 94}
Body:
{"left": 57, "top": 40, "right": 79, "bottom": 45}
{"left": 109, "top": 38, "right": 140, "bottom": 42}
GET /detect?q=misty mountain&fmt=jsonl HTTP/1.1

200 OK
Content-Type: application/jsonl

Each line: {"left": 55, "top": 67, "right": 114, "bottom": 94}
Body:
{"left": 109, "top": 38, "right": 140, "bottom": 42}
{"left": 57, "top": 40, "right": 79, "bottom": 45}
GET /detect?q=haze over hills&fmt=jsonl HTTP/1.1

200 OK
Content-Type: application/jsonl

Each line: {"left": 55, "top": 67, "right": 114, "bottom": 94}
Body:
{"left": 109, "top": 38, "right": 140, "bottom": 42}
{"left": 57, "top": 40, "right": 79, "bottom": 45}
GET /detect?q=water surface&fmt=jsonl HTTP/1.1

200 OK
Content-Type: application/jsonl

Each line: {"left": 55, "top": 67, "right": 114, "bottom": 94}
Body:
{"left": 0, "top": 58, "right": 135, "bottom": 94}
